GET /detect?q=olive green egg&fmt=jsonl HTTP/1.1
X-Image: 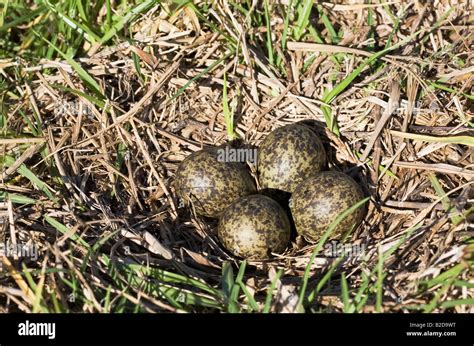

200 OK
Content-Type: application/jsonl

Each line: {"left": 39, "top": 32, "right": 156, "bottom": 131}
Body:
{"left": 174, "top": 148, "right": 256, "bottom": 218}
{"left": 290, "top": 171, "right": 365, "bottom": 242}
{"left": 257, "top": 124, "right": 326, "bottom": 194}
{"left": 218, "top": 194, "right": 291, "bottom": 259}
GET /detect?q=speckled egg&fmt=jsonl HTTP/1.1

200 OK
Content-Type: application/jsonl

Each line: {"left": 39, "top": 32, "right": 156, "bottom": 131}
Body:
{"left": 290, "top": 171, "right": 365, "bottom": 242}
{"left": 218, "top": 194, "right": 291, "bottom": 259}
{"left": 174, "top": 148, "right": 256, "bottom": 218}
{"left": 257, "top": 124, "right": 326, "bottom": 194}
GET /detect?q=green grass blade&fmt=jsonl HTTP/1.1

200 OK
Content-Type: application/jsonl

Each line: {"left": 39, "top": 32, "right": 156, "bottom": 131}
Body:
{"left": 21, "top": 265, "right": 48, "bottom": 313}
{"left": 105, "top": 0, "right": 113, "bottom": 31}
{"left": 0, "top": 192, "right": 38, "bottom": 205}
{"left": 0, "top": 6, "right": 46, "bottom": 33}
{"left": 420, "top": 263, "right": 465, "bottom": 289}
{"left": 228, "top": 260, "right": 248, "bottom": 313}
{"left": 340, "top": 272, "right": 352, "bottom": 313}
{"left": 123, "top": 261, "right": 223, "bottom": 299}
{"left": 439, "top": 298, "right": 474, "bottom": 309}
{"left": 294, "top": 0, "right": 313, "bottom": 40}
{"left": 354, "top": 150, "right": 398, "bottom": 180}
{"left": 316, "top": 5, "right": 339, "bottom": 43}
{"left": 237, "top": 281, "right": 259, "bottom": 312}
{"left": 281, "top": 0, "right": 293, "bottom": 51}
{"left": 320, "top": 17, "right": 451, "bottom": 135}
{"left": 263, "top": 268, "right": 283, "bottom": 313}
{"left": 50, "top": 84, "right": 106, "bottom": 110}
{"left": 354, "top": 271, "right": 371, "bottom": 312}
{"left": 223, "top": 72, "right": 237, "bottom": 141}
{"left": 263, "top": 0, "right": 274, "bottom": 66}
{"left": 43, "top": 0, "right": 100, "bottom": 43}
{"left": 44, "top": 215, "right": 90, "bottom": 248}
{"left": 298, "top": 197, "right": 370, "bottom": 306}
{"left": 423, "top": 278, "right": 455, "bottom": 313}
{"left": 428, "top": 173, "right": 464, "bottom": 225}
{"left": 367, "top": 1, "right": 375, "bottom": 50}
{"left": 429, "top": 82, "right": 474, "bottom": 102}
{"left": 0, "top": 0, "right": 8, "bottom": 27}
{"left": 375, "top": 246, "right": 386, "bottom": 312}
{"left": 169, "top": 52, "right": 233, "bottom": 102}
{"left": 307, "top": 256, "right": 345, "bottom": 302}
{"left": 391, "top": 131, "right": 474, "bottom": 147}
{"left": 99, "top": 0, "right": 156, "bottom": 45}
{"left": 2, "top": 155, "right": 57, "bottom": 203}
{"left": 33, "top": 30, "right": 103, "bottom": 97}
{"left": 222, "top": 261, "right": 238, "bottom": 312}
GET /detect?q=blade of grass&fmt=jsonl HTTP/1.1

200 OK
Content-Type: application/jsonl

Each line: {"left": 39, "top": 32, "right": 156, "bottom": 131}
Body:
{"left": 50, "top": 290, "right": 63, "bottom": 313}
{"left": 43, "top": 0, "right": 100, "bottom": 43}
{"left": 383, "top": 6, "right": 403, "bottom": 50}
{"left": 44, "top": 215, "right": 90, "bottom": 248}
{"left": 19, "top": 109, "right": 40, "bottom": 136}
{"left": 420, "top": 263, "right": 465, "bottom": 289}
{"left": 428, "top": 82, "right": 474, "bottom": 101}
{"left": 263, "top": 268, "right": 283, "bottom": 313}
{"left": 235, "top": 260, "right": 258, "bottom": 311}
{"left": 281, "top": 0, "right": 292, "bottom": 52}
{"left": 390, "top": 130, "right": 474, "bottom": 147}
{"left": 2, "top": 155, "right": 57, "bottom": 203}
{"left": 374, "top": 224, "right": 421, "bottom": 311}
{"left": 33, "top": 30, "right": 103, "bottom": 97}
{"left": 223, "top": 72, "right": 237, "bottom": 141}
{"left": 375, "top": 245, "right": 386, "bottom": 312}
{"left": 0, "top": 6, "right": 46, "bottom": 33}
{"left": 367, "top": 0, "right": 375, "bottom": 50}
{"left": 103, "top": 286, "right": 112, "bottom": 313}
{"left": 321, "top": 13, "right": 453, "bottom": 135}
{"left": 99, "top": 0, "right": 156, "bottom": 45}
{"left": 428, "top": 173, "right": 464, "bottom": 225}
{"left": 81, "top": 230, "right": 120, "bottom": 273}
{"left": 105, "top": 0, "right": 113, "bottom": 31}
{"left": 0, "top": 0, "right": 8, "bottom": 27}
{"left": 51, "top": 84, "right": 106, "bottom": 110}
{"left": 294, "top": 0, "right": 313, "bottom": 40}
{"left": 168, "top": 51, "right": 233, "bottom": 102}
{"left": 307, "top": 255, "right": 345, "bottom": 303}
{"left": 340, "top": 272, "right": 352, "bottom": 313}
{"left": 184, "top": 2, "right": 235, "bottom": 45}
{"left": 423, "top": 277, "right": 456, "bottom": 313}
{"left": 0, "top": 192, "right": 38, "bottom": 205}
{"left": 123, "top": 261, "right": 223, "bottom": 299}
{"left": 228, "top": 260, "right": 248, "bottom": 313}
{"left": 21, "top": 265, "right": 48, "bottom": 313}
{"left": 354, "top": 271, "right": 371, "bottom": 312}
{"left": 131, "top": 51, "right": 145, "bottom": 83}
{"left": 439, "top": 298, "right": 474, "bottom": 309}
{"left": 222, "top": 261, "right": 238, "bottom": 312}
{"left": 263, "top": 0, "right": 274, "bottom": 66}
{"left": 316, "top": 4, "right": 340, "bottom": 44}
{"left": 298, "top": 197, "right": 370, "bottom": 306}
{"left": 354, "top": 150, "right": 398, "bottom": 180}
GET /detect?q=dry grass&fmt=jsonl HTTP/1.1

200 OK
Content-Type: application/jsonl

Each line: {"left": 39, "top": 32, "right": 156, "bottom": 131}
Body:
{"left": 0, "top": 0, "right": 473, "bottom": 313}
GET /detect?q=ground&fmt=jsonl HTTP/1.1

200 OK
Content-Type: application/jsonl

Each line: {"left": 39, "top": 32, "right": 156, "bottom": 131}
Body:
{"left": 0, "top": 0, "right": 472, "bottom": 313}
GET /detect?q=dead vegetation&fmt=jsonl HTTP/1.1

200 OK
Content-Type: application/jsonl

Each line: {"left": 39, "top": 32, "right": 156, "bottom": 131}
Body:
{"left": 0, "top": 0, "right": 473, "bottom": 312}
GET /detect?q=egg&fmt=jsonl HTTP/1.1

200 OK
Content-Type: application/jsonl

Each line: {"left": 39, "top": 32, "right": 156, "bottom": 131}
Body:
{"left": 290, "top": 171, "right": 365, "bottom": 242}
{"left": 174, "top": 148, "right": 256, "bottom": 218}
{"left": 258, "top": 124, "right": 326, "bottom": 194}
{"left": 218, "top": 194, "right": 291, "bottom": 259}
